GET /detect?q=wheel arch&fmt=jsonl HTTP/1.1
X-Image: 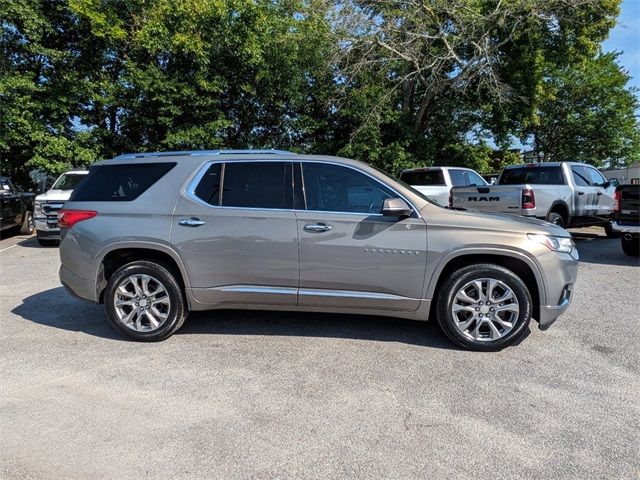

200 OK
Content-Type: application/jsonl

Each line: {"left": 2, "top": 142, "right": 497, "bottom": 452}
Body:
{"left": 426, "top": 249, "right": 544, "bottom": 322}
{"left": 547, "top": 201, "right": 570, "bottom": 225}
{"left": 96, "top": 243, "right": 191, "bottom": 306}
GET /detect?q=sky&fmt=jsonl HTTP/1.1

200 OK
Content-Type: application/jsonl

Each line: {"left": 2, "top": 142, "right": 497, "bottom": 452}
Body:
{"left": 603, "top": 0, "right": 640, "bottom": 91}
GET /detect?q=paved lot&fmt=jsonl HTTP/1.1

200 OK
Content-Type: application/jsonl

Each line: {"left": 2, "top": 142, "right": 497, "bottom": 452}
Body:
{"left": 1, "top": 228, "right": 638, "bottom": 479}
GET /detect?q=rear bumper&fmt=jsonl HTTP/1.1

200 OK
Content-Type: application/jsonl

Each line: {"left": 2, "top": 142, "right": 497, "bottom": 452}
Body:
{"left": 59, "top": 264, "right": 97, "bottom": 303}
{"left": 612, "top": 221, "right": 640, "bottom": 234}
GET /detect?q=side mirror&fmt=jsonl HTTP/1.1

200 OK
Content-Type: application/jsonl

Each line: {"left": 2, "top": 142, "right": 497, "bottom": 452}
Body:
{"left": 382, "top": 198, "right": 412, "bottom": 218}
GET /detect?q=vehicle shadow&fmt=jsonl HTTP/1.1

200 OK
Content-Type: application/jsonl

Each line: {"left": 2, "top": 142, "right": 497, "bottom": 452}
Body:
{"left": 12, "top": 287, "right": 465, "bottom": 350}
{"left": 571, "top": 232, "right": 639, "bottom": 267}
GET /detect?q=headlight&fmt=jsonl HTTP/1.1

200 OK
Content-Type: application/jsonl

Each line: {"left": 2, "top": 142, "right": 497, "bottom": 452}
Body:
{"left": 527, "top": 233, "right": 574, "bottom": 253}
{"left": 34, "top": 201, "right": 43, "bottom": 216}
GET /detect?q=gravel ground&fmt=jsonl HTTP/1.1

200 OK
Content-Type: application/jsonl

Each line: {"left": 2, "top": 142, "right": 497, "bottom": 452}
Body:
{"left": 0, "top": 228, "right": 638, "bottom": 479}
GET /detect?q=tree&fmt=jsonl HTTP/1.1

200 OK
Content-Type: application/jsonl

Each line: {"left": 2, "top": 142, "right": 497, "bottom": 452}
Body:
{"left": 527, "top": 52, "right": 639, "bottom": 167}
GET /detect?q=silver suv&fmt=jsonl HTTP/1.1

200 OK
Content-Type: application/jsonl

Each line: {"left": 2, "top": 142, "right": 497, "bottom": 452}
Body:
{"left": 58, "top": 150, "right": 578, "bottom": 350}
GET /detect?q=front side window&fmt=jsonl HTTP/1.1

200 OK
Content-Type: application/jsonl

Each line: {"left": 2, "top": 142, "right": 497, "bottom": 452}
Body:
{"left": 465, "top": 171, "right": 487, "bottom": 186}
{"left": 221, "top": 162, "right": 292, "bottom": 209}
{"left": 586, "top": 167, "right": 607, "bottom": 187}
{"left": 302, "top": 163, "right": 395, "bottom": 214}
{"left": 448, "top": 170, "right": 466, "bottom": 186}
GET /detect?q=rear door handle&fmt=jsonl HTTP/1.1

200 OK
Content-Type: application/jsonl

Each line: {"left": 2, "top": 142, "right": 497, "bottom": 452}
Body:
{"left": 304, "top": 223, "right": 332, "bottom": 233}
{"left": 179, "top": 217, "right": 206, "bottom": 227}
{"left": 596, "top": 191, "right": 603, "bottom": 196}
{"left": 577, "top": 191, "right": 585, "bottom": 196}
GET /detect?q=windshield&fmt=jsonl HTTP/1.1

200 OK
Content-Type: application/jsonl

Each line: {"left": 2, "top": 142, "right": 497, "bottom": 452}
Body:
{"left": 52, "top": 173, "right": 87, "bottom": 190}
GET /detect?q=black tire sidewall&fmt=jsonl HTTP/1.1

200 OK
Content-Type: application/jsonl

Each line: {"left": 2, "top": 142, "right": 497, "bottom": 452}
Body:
{"left": 20, "top": 211, "right": 34, "bottom": 234}
{"left": 546, "top": 212, "right": 564, "bottom": 228}
{"left": 437, "top": 264, "right": 532, "bottom": 351}
{"left": 104, "top": 261, "right": 186, "bottom": 341}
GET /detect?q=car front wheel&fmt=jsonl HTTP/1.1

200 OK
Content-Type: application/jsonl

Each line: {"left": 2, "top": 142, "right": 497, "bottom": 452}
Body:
{"left": 104, "top": 261, "right": 187, "bottom": 341}
{"left": 436, "top": 264, "right": 532, "bottom": 351}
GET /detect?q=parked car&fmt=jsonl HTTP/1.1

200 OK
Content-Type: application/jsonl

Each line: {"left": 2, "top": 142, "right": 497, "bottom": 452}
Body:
{"left": 398, "top": 166, "right": 487, "bottom": 205}
{"left": 0, "top": 176, "right": 34, "bottom": 237}
{"left": 612, "top": 184, "right": 639, "bottom": 257}
{"left": 34, "top": 169, "right": 88, "bottom": 246}
{"left": 58, "top": 150, "right": 578, "bottom": 351}
{"left": 450, "top": 162, "right": 617, "bottom": 235}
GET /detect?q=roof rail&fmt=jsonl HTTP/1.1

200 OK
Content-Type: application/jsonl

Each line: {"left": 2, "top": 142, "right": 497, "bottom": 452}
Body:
{"left": 115, "top": 149, "right": 293, "bottom": 159}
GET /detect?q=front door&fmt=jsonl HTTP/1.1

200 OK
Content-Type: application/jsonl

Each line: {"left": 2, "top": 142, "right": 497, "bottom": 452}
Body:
{"left": 171, "top": 160, "right": 299, "bottom": 307}
{"left": 296, "top": 162, "right": 427, "bottom": 312}
{"left": 571, "top": 164, "right": 601, "bottom": 218}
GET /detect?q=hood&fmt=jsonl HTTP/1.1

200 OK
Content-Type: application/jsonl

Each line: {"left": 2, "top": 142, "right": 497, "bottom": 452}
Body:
{"left": 35, "top": 189, "right": 74, "bottom": 202}
{"left": 424, "top": 205, "right": 569, "bottom": 237}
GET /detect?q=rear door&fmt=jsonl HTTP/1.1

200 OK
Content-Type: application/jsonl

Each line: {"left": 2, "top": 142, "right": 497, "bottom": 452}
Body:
{"left": 295, "top": 162, "right": 427, "bottom": 312}
{"left": 172, "top": 160, "right": 299, "bottom": 307}
{"left": 570, "top": 165, "right": 601, "bottom": 217}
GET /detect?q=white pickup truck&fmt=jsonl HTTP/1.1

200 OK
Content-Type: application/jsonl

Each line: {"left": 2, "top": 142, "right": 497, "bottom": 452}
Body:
{"left": 34, "top": 169, "right": 88, "bottom": 245}
{"left": 450, "top": 162, "right": 617, "bottom": 235}
{"left": 398, "top": 166, "right": 487, "bottom": 205}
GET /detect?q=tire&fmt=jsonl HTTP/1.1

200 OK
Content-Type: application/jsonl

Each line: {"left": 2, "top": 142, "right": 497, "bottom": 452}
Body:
{"left": 37, "top": 236, "right": 59, "bottom": 247}
{"left": 604, "top": 223, "right": 620, "bottom": 238}
{"left": 546, "top": 211, "right": 565, "bottom": 228}
{"left": 19, "top": 211, "right": 34, "bottom": 235}
{"left": 436, "top": 264, "right": 532, "bottom": 351}
{"left": 621, "top": 235, "right": 640, "bottom": 257}
{"left": 104, "top": 260, "right": 187, "bottom": 341}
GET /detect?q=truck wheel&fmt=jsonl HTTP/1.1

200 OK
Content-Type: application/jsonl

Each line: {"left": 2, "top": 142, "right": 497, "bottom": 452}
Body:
{"left": 19, "top": 211, "right": 34, "bottom": 235}
{"left": 621, "top": 235, "right": 639, "bottom": 257}
{"left": 436, "top": 264, "right": 532, "bottom": 351}
{"left": 604, "top": 223, "right": 620, "bottom": 238}
{"left": 104, "top": 260, "right": 187, "bottom": 341}
{"left": 546, "top": 212, "right": 565, "bottom": 228}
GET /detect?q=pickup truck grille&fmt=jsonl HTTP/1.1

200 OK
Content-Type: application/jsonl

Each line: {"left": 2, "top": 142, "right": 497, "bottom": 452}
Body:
{"left": 42, "top": 202, "right": 65, "bottom": 228}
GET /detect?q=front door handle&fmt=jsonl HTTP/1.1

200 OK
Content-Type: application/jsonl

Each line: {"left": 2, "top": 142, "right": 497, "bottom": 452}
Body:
{"left": 304, "top": 223, "right": 332, "bottom": 233}
{"left": 179, "top": 217, "right": 206, "bottom": 227}
{"left": 577, "top": 191, "right": 585, "bottom": 196}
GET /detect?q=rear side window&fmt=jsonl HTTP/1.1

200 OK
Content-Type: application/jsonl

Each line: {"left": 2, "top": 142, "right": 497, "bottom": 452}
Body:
{"left": 70, "top": 163, "right": 176, "bottom": 202}
{"left": 221, "top": 162, "right": 292, "bottom": 209}
{"left": 399, "top": 170, "right": 445, "bottom": 186}
{"left": 571, "top": 166, "right": 590, "bottom": 187}
{"left": 465, "top": 171, "right": 487, "bottom": 186}
{"left": 499, "top": 166, "right": 565, "bottom": 185}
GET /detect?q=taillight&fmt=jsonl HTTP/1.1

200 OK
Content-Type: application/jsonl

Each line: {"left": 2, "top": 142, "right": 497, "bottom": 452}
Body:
{"left": 522, "top": 189, "right": 535, "bottom": 209}
{"left": 613, "top": 189, "right": 621, "bottom": 213}
{"left": 58, "top": 209, "right": 97, "bottom": 229}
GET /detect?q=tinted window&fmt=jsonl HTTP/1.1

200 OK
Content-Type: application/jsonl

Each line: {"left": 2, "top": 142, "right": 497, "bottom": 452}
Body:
{"left": 466, "top": 171, "right": 487, "bottom": 186}
{"left": 1, "top": 178, "right": 13, "bottom": 193}
{"left": 221, "top": 162, "right": 292, "bottom": 209}
{"left": 499, "top": 166, "right": 565, "bottom": 185}
{"left": 587, "top": 167, "right": 606, "bottom": 187}
{"left": 399, "top": 170, "right": 445, "bottom": 186}
{"left": 52, "top": 173, "right": 86, "bottom": 190}
{"left": 194, "top": 163, "right": 222, "bottom": 205}
{"left": 448, "top": 170, "right": 466, "bottom": 186}
{"left": 571, "top": 166, "right": 590, "bottom": 187}
{"left": 302, "top": 163, "right": 394, "bottom": 214}
{"left": 70, "top": 163, "right": 176, "bottom": 201}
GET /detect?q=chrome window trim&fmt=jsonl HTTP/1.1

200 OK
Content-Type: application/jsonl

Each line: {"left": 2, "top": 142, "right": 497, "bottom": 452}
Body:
{"left": 184, "top": 158, "right": 421, "bottom": 218}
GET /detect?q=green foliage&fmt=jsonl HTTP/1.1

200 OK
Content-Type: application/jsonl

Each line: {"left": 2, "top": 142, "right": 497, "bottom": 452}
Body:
{"left": 0, "top": 0, "right": 638, "bottom": 182}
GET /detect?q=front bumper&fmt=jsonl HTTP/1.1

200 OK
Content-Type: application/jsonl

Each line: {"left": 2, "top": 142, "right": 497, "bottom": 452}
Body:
{"left": 611, "top": 221, "right": 640, "bottom": 234}
{"left": 34, "top": 218, "right": 61, "bottom": 239}
{"left": 535, "top": 248, "right": 579, "bottom": 329}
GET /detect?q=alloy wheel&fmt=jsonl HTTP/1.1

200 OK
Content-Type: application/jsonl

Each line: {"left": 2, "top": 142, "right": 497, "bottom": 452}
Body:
{"left": 451, "top": 278, "right": 520, "bottom": 342}
{"left": 113, "top": 274, "right": 171, "bottom": 332}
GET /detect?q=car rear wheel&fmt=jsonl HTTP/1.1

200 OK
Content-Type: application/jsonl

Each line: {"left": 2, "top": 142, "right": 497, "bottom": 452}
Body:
{"left": 546, "top": 212, "right": 565, "bottom": 228}
{"left": 436, "top": 264, "right": 532, "bottom": 351}
{"left": 621, "top": 235, "right": 639, "bottom": 257}
{"left": 104, "top": 261, "right": 187, "bottom": 341}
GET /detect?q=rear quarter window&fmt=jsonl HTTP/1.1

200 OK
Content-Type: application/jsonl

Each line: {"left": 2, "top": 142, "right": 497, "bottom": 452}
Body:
{"left": 69, "top": 163, "right": 176, "bottom": 202}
